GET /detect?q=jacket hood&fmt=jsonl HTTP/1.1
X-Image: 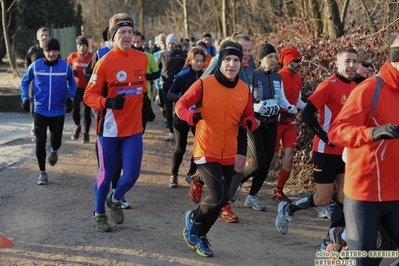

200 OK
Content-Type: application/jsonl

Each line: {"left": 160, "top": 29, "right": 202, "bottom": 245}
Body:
{"left": 380, "top": 60, "right": 399, "bottom": 91}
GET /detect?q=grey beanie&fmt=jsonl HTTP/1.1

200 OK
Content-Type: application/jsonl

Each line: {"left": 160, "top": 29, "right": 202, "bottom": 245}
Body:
{"left": 166, "top": 34, "right": 178, "bottom": 44}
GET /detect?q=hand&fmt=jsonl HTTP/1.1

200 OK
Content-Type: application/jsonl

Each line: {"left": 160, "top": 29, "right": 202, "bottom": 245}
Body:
{"left": 65, "top": 98, "right": 73, "bottom": 113}
{"left": 372, "top": 124, "right": 399, "bottom": 141}
{"left": 21, "top": 100, "right": 30, "bottom": 112}
{"left": 288, "top": 105, "right": 298, "bottom": 115}
{"left": 193, "top": 112, "right": 202, "bottom": 124}
{"left": 105, "top": 93, "right": 126, "bottom": 110}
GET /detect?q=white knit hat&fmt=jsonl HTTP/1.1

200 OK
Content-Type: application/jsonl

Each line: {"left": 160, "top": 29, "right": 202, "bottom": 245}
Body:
{"left": 165, "top": 34, "right": 178, "bottom": 44}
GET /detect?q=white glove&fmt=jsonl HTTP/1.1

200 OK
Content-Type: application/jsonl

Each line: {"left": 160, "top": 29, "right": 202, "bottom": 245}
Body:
{"left": 287, "top": 105, "right": 298, "bottom": 115}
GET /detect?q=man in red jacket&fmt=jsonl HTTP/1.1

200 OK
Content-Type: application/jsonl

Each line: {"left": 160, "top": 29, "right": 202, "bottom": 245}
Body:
{"left": 275, "top": 47, "right": 358, "bottom": 252}
{"left": 271, "top": 47, "right": 306, "bottom": 202}
{"left": 67, "top": 36, "right": 93, "bottom": 143}
{"left": 328, "top": 34, "right": 399, "bottom": 265}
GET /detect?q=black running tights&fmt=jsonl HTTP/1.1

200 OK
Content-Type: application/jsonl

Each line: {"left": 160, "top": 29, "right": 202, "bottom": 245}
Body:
{"left": 34, "top": 113, "right": 64, "bottom": 171}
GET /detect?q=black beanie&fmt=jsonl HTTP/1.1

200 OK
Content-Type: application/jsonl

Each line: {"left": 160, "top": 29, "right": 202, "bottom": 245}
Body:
{"left": 257, "top": 43, "right": 276, "bottom": 60}
{"left": 44, "top": 38, "right": 60, "bottom": 51}
{"left": 217, "top": 48, "right": 243, "bottom": 66}
{"left": 76, "top": 36, "right": 89, "bottom": 46}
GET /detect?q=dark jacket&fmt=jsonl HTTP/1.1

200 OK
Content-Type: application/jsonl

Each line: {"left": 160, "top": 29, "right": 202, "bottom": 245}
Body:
{"left": 157, "top": 49, "right": 186, "bottom": 88}
{"left": 167, "top": 67, "right": 204, "bottom": 103}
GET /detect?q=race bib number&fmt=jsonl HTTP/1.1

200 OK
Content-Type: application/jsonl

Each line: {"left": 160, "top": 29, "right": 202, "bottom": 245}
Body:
{"left": 253, "top": 99, "right": 279, "bottom": 117}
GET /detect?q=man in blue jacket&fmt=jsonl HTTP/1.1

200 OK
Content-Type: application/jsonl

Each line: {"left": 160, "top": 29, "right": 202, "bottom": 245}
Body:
{"left": 21, "top": 38, "right": 77, "bottom": 185}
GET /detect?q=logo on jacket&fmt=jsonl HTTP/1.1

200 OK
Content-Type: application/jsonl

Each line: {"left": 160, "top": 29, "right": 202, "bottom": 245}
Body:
{"left": 341, "top": 94, "right": 347, "bottom": 104}
{"left": 116, "top": 71, "right": 127, "bottom": 82}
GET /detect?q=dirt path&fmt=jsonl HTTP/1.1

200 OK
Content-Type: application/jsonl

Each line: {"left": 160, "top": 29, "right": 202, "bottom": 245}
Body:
{"left": 0, "top": 110, "right": 396, "bottom": 266}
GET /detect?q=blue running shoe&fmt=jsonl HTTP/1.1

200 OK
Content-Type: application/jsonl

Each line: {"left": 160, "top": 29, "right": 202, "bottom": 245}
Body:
{"left": 275, "top": 201, "right": 293, "bottom": 235}
{"left": 195, "top": 236, "right": 213, "bottom": 257}
{"left": 183, "top": 210, "right": 199, "bottom": 249}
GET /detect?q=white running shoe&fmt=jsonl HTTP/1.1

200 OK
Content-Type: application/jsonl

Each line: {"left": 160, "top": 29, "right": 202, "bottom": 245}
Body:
{"left": 275, "top": 201, "right": 293, "bottom": 235}
{"left": 244, "top": 194, "right": 265, "bottom": 211}
{"left": 166, "top": 133, "right": 175, "bottom": 141}
{"left": 120, "top": 196, "right": 131, "bottom": 209}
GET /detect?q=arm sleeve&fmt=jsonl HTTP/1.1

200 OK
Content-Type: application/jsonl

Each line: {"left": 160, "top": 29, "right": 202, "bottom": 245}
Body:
{"left": 66, "top": 65, "right": 77, "bottom": 99}
{"left": 145, "top": 54, "right": 160, "bottom": 81}
{"left": 167, "top": 74, "right": 182, "bottom": 102}
{"left": 277, "top": 81, "right": 292, "bottom": 109}
{"left": 83, "top": 61, "right": 107, "bottom": 110}
{"left": 24, "top": 49, "right": 32, "bottom": 69}
{"left": 175, "top": 79, "right": 203, "bottom": 126}
{"left": 241, "top": 91, "right": 256, "bottom": 131}
{"left": 145, "top": 70, "right": 160, "bottom": 81}
{"left": 84, "top": 53, "right": 99, "bottom": 82}
{"left": 301, "top": 100, "right": 329, "bottom": 143}
{"left": 296, "top": 90, "right": 307, "bottom": 109}
{"left": 20, "top": 65, "right": 34, "bottom": 101}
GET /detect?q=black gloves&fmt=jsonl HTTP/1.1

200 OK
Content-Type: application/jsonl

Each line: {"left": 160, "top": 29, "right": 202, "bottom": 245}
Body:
{"left": 193, "top": 112, "right": 203, "bottom": 124}
{"left": 105, "top": 93, "right": 126, "bottom": 110}
{"left": 372, "top": 124, "right": 399, "bottom": 141}
{"left": 65, "top": 98, "right": 73, "bottom": 113}
{"left": 21, "top": 100, "right": 30, "bottom": 112}
{"left": 245, "top": 119, "right": 253, "bottom": 131}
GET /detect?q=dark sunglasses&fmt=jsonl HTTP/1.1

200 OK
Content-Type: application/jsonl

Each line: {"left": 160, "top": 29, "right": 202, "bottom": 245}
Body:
{"left": 361, "top": 62, "right": 373, "bottom": 68}
{"left": 292, "top": 58, "right": 302, "bottom": 63}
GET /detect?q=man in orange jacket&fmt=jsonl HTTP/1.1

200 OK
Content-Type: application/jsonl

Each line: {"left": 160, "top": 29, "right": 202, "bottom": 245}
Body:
{"left": 328, "top": 34, "right": 399, "bottom": 265}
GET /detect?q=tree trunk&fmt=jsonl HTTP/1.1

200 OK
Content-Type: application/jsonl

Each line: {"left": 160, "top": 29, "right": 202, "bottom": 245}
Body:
{"left": 323, "top": 0, "right": 348, "bottom": 38}
{"left": 308, "top": 0, "right": 322, "bottom": 35}
{"left": 221, "top": 0, "right": 226, "bottom": 39}
{"left": 0, "top": 0, "right": 18, "bottom": 76}
{"left": 136, "top": 0, "right": 145, "bottom": 37}
{"left": 231, "top": 0, "right": 237, "bottom": 34}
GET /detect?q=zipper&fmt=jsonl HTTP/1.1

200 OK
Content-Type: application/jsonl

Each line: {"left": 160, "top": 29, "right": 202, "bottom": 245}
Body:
{"left": 48, "top": 66, "right": 52, "bottom": 110}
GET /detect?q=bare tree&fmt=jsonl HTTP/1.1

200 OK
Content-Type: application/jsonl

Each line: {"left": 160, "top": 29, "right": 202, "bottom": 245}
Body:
{"left": 175, "top": 0, "right": 189, "bottom": 37}
{"left": 0, "top": 0, "right": 18, "bottom": 76}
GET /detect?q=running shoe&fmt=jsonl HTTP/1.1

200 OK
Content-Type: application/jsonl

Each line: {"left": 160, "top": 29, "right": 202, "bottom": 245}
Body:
{"left": 195, "top": 236, "right": 213, "bottom": 257}
{"left": 37, "top": 172, "right": 48, "bottom": 185}
{"left": 244, "top": 194, "right": 265, "bottom": 211}
{"left": 120, "top": 196, "right": 131, "bottom": 209}
{"left": 106, "top": 192, "right": 124, "bottom": 224}
{"left": 169, "top": 175, "right": 178, "bottom": 188}
{"left": 231, "top": 183, "right": 242, "bottom": 202}
{"left": 189, "top": 177, "right": 204, "bottom": 204}
{"left": 220, "top": 202, "right": 238, "bottom": 223}
{"left": 329, "top": 227, "right": 347, "bottom": 248}
{"left": 166, "top": 133, "right": 175, "bottom": 141}
{"left": 185, "top": 173, "right": 197, "bottom": 185}
{"left": 71, "top": 125, "right": 81, "bottom": 140}
{"left": 320, "top": 235, "right": 331, "bottom": 252}
{"left": 81, "top": 133, "right": 90, "bottom": 143}
{"left": 273, "top": 189, "right": 292, "bottom": 202}
{"left": 48, "top": 150, "right": 58, "bottom": 166}
{"left": 183, "top": 210, "right": 199, "bottom": 248}
{"left": 316, "top": 205, "right": 331, "bottom": 219}
{"left": 93, "top": 213, "right": 111, "bottom": 233}
{"left": 275, "top": 201, "right": 293, "bottom": 235}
